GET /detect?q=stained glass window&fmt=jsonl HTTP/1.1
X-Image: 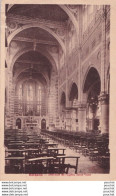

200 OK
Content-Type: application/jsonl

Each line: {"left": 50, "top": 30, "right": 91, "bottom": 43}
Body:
{"left": 18, "top": 84, "right": 22, "bottom": 100}
{"left": 17, "top": 81, "right": 42, "bottom": 116}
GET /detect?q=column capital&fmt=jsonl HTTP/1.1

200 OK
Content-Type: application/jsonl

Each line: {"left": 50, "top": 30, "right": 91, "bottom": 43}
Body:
{"left": 98, "top": 93, "right": 109, "bottom": 104}
{"left": 78, "top": 103, "right": 86, "bottom": 111}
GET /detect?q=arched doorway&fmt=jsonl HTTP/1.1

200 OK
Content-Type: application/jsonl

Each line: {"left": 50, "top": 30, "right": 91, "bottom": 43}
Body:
{"left": 41, "top": 119, "right": 46, "bottom": 130}
{"left": 69, "top": 83, "right": 78, "bottom": 131}
{"left": 69, "top": 83, "right": 78, "bottom": 107}
{"left": 16, "top": 118, "right": 21, "bottom": 129}
{"left": 83, "top": 67, "right": 101, "bottom": 132}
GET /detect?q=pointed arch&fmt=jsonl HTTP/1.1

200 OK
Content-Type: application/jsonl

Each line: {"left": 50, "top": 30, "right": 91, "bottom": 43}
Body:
{"left": 60, "top": 91, "right": 66, "bottom": 106}
{"left": 7, "top": 4, "right": 78, "bottom": 36}
{"left": 7, "top": 23, "right": 66, "bottom": 54}
{"left": 83, "top": 67, "right": 101, "bottom": 94}
{"left": 11, "top": 47, "right": 57, "bottom": 74}
{"left": 69, "top": 82, "right": 78, "bottom": 101}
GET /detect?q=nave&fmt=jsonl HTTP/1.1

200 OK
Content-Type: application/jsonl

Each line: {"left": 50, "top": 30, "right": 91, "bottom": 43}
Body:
{"left": 4, "top": 4, "right": 110, "bottom": 175}
{"left": 5, "top": 129, "right": 109, "bottom": 174}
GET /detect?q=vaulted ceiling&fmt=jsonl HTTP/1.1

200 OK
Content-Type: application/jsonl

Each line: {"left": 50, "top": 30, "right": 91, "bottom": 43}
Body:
{"left": 18, "top": 51, "right": 51, "bottom": 63}
{"left": 14, "top": 27, "right": 58, "bottom": 42}
{"left": 7, "top": 5, "right": 69, "bottom": 22}
{"left": 6, "top": 4, "right": 76, "bottom": 86}
{"left": 13, "top": 51, "right": 52, "bottom": 83}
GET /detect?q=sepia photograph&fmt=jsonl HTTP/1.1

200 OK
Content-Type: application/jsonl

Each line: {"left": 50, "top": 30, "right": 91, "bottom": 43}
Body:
{"left": 4, "top": 4, "right": 110, "bottom": 175}
{"left": 1, "top": 0, "right": 115, "bottom": 181}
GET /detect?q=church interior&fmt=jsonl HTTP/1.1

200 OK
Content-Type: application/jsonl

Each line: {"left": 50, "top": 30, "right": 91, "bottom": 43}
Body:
{"left": 5, "top": 4, "right": 110, "bottom": 174}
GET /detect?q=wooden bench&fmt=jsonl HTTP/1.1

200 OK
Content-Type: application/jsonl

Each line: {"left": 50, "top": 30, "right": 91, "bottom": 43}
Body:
{"left": 26, "top": 156, "right": 55, "bottom": 174}
{"left": 47, "top": 148, "right": 66, "bottom": 156}
{"left": 55, "top": 155, "right": 80, "bottom": 174}
{"left": 5, "top": 156, "right": 25, "bottom": 173}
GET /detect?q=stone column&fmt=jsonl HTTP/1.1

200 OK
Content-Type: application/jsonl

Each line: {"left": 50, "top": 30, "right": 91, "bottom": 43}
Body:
{"left": 101, "top": 5, "right": 107, "bottom": 92}
{"left": 99, "top": 93, "right": 109, "bottom": 133}
{"left": 55, "top": 75, "right": 59, "bottom": 127}
{"left": 78, "top": 104, "right": 86, "bottom": 132}
{"left": 10, "top": 82, "right": 15, "bottom": 129}
{"left": 48, "top": 74, "right": 58, "bottom": 128}
{"left": 78, "top": 6, "right": 83, "bottom": 103}
{"left": 5, "top": 70, "right": 14, "bottom": 129}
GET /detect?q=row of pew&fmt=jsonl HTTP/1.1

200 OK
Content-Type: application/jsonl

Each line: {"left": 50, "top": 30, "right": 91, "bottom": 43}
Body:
{"left": 5, "top": 129, "right": 80, "bottom": 174}
{"left": 42, "top": 130, "right": 110, "bottom": 171}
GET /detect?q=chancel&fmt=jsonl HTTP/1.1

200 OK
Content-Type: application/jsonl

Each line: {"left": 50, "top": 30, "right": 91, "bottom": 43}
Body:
{"left": 5, "top": 4, "right": 110, "bottom": 174}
